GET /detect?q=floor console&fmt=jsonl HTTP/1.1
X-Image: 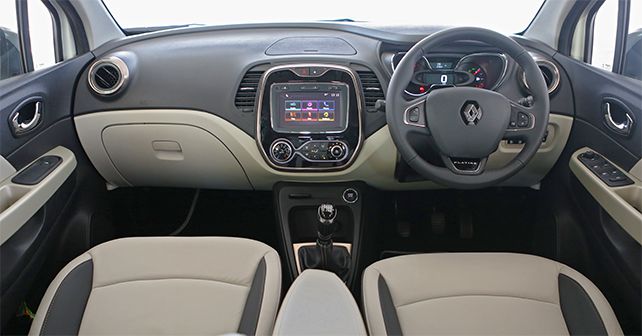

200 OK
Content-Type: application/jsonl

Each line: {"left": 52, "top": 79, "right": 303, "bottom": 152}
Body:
{"left": 274, "top": 182, "right": 366, "bottom": 287}
{"left": 256, "top": 64, "right": 363, "bottom": 171}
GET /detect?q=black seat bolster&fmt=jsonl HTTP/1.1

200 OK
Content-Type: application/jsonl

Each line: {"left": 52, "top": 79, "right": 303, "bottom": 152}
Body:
{"left": 237, "top": 258, "right": 267, "bottom": 336}
{"left": 378, "top": 274, "right": 403, "bottom": 336}
{"left": 40, "top": 259, "right": 94, "bottom": 336}
{"left": 559, "top": 273, "right": 608, "bottom": 336}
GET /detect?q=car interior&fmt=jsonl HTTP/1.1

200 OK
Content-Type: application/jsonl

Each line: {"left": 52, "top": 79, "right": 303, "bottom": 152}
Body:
{"left": 1, "top": 0, "right": 641, "bottom": 335}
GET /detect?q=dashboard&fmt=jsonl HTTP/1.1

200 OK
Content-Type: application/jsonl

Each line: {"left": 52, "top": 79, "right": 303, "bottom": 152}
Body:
{"left": 71, "top": 23, "right": 574, "bottom": 190}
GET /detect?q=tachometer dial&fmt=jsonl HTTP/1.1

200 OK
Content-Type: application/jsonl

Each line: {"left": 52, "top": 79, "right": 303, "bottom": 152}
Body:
{"left": 466, "top": 64, "right": 487, "bottom": 88}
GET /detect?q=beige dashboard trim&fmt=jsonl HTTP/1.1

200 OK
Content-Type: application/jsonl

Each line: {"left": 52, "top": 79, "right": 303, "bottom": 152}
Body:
{"left": 0, "top": 147, "right": 76, "bottom": 245}
{"left": 75, "top": 110, "right": 571, "bottom": 190}
{"left": 569, "top": 147, "right": 642, "bottom": 244}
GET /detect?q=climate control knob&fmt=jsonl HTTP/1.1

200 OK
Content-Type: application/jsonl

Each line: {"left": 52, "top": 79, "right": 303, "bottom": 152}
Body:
{"left": 329, "top": 144, "right": 345, "bottom": 159}
{"left": 270, "top": 140, "right": 294, "bottom": 163}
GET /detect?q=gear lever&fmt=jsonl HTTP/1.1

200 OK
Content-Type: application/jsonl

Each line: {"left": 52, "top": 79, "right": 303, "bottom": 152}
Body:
{"left": 298, "top": 204, "right": 351, "bottom": 281}
{"left": 317, "top": 203, "right": 338, "bottom": 244}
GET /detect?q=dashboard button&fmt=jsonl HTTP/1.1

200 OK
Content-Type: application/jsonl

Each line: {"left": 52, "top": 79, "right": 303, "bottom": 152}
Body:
{"left": 342, "top": 188, "right": 358, "bottom": 203}
{"left": 330, "top": 144, "right": 345, "bottom": 159}
{"left": 517, "top": 113, "right": 530, "bottom": 128}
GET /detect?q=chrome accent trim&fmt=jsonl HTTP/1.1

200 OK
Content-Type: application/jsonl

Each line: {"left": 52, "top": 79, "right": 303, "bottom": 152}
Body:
{"left": 445, "top": 157, "right": 487, "bottom": 175}
{"left": 604, "top": 102, "right": 634, "bottom": 135}
{"left": 269, "top": 139, "right": 295, "bottom": 164}
{"left": 87, "top": 56, "right": 129, "bottom": 96}
{"left": 454, "top": 52, "right": 509, "bottom": 91}
{"left": 505, "top": 111, "right": 536, "bottom": 132}
{"left": 255, "top": 63, "right": 364, "bottom": 172}
{"left": 520, "top": 53, "right": 561, "bottom": 94}
{"left": 403, "top": 99, "right": 427, "bottom": 128}
{"left": 342, "top": 188, "right": 359, "bottom": 204}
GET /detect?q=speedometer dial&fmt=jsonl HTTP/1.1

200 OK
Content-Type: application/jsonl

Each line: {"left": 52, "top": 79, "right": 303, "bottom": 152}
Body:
{"left": 391, "top": 52, "right": 430, "bottom": 96}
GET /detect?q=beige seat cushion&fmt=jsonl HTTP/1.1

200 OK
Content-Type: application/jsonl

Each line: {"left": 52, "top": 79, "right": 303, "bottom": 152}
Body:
{"left": 363, "top": 253, "right": 623, "bottom": 335}
{"left": 29, "top": 237, "right": 281, "bottom": 335}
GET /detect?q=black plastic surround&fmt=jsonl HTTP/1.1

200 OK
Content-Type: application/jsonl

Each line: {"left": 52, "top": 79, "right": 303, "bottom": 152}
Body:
{"left": 256, "top": 65, "right": 363, "bottom": 171}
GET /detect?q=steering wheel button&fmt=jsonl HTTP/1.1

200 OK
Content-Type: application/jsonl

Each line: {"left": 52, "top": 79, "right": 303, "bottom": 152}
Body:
{"left": 409, "top": 107, "right": 421, "bottom": 122}
{"left": 517, "top": 112, "right": 531, "bottom": 128}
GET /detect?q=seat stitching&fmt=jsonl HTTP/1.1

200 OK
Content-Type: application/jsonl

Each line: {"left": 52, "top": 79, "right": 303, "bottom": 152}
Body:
{"left": 396, "top": 293, "right": 558, "bottom": 309}
{"left": 93, "top": 277, "right": 250, "bottom": 289}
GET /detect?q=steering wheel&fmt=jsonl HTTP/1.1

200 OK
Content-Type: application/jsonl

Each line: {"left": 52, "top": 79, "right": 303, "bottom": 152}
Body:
{"left": 387, "top": 27, "right": 550, "bottom": 189}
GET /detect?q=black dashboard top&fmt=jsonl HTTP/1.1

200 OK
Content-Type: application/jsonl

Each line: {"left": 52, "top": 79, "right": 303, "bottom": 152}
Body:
{"left": 75, "top": 23, "right": 573, "bottom": 139}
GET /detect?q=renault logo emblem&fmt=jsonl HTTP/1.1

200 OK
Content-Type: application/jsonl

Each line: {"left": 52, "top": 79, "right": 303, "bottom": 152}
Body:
{"left": 461, "top": 101, "right": 482, "bottom": 125}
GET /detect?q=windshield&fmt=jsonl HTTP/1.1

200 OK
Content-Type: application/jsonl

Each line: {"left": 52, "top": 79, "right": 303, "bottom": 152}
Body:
{"left": 103, "top": 0, "right": 544, "bottom": 34}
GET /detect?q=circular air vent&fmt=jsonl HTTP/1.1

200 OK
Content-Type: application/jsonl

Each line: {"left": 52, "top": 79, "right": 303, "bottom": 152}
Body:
{"left": 520, "top": 55, "right": 560, "bottom": 94}
{"left": 88, "top": 56, "right": 129, "bottom": 96}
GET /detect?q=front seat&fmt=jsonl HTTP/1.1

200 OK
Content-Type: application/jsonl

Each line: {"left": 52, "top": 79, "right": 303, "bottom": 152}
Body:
{"left": 363, "top": 253, "right": 623, "bottom": 335}
{"left": 28, "top": 237, "right": 281, "bottom": 336}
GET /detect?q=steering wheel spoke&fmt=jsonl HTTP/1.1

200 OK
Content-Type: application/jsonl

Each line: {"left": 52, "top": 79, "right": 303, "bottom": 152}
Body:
{"left": 441, "top": 154, "right": 488, "bottom": 175}
{"left": 505, "top": 100, "right": 538, "bottom": 141}
{"left": 401, "top": 96, "right": 429, "bottom": 129}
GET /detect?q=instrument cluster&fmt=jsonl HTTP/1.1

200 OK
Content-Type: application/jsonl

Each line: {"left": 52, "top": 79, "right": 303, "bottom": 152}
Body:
{"left": 390, "top": 52, "right": 508, "bottom": 97}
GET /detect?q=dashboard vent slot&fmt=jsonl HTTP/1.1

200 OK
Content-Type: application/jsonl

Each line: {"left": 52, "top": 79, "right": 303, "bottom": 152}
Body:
{"left": 357, "top": 71, "right": 385, "bottom": 113}
{"left": 235, "top": 71, "right": 264, "bottom": 112}
{"left": 88, "top": 56, "right": 129, "bottom": 96}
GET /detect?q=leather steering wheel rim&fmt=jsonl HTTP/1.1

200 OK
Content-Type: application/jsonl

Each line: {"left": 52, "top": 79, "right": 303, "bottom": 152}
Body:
{"left": 387, "top": 27, "right": 550, "bottom": 189}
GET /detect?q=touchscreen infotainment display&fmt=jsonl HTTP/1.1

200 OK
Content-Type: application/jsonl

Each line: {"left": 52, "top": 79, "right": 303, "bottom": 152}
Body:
{"left": 270, "top": 83, "right": 349, "bottom": 134}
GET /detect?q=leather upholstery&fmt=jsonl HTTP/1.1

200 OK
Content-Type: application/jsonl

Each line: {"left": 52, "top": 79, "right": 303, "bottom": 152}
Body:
{"left": 363, "top": 253, "right": 623, "bottom": 335}
{"left": 29, "top": 237, "right": 281, "bottom": 335}
{"left": 273, "top": 270, "right": 366, "bottom": 335}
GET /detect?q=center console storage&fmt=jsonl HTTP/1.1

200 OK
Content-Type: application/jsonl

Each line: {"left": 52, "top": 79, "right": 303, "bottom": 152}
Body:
{"left": 256, "top": 64, "right": 363, "bottom": 171}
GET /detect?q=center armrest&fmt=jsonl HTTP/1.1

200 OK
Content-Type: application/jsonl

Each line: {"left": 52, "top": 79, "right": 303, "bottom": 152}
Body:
{"left": 273, "top": 270, "right": 366, "bottom": 335}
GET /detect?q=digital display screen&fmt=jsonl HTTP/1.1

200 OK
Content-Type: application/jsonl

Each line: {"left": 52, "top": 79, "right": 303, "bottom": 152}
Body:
{"left": 430, "top": 62, "right": 454, "bottom": 70}
{"left": 271, "top": 83, "right": 348, "bottom": 134}
{"left": 416, "top": 72, "right": 455, "bottom": 86}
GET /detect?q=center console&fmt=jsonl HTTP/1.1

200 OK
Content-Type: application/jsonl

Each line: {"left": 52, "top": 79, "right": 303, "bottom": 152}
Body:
{"left": 256, "top": 64, "right": 363, "bottom": 171}
{"left": 274, "top": 182, "right": 368, "bottom": 288}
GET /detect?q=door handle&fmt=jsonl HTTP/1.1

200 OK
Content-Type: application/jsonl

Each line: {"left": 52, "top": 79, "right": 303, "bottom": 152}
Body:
{"left": 603, "top": 99, "right": 635, "bottom": 137}
{"left": 9, "top": 97, "right": 43, "bottom": 136}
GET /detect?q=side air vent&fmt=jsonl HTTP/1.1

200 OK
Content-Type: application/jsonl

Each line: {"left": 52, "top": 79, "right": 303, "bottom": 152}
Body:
{"left": 357, "top": 71, "right": 385, "bottom": 113}
{"left": 520, "top": 54, "right": 560, "bottom": 94}
{"left": 235, "top": 71, "right": 264, "bottom": 112}
{"left": 88, "top": 56, "right": 129, "bottom": 96}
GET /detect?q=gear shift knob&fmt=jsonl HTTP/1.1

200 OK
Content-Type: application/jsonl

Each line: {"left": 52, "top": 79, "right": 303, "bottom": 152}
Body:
{"left": 317, "top": 204, "right": 338, "bottom": 243}
{"left": 318, "top": 203, "right": 337, "bottom": 224}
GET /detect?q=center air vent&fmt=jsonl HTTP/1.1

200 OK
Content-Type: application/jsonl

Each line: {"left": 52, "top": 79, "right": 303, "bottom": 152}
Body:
{"left": 520, "top": 54, "right": 560, "bottom": 94}
{"left": 357, "top": 71, "right": 385, "bottom": 113}
{"left": 88, "top": 56, "right": 129, "bottom": 96}
{"left": 235, "top": 71, "right": 264, "bottom": 113}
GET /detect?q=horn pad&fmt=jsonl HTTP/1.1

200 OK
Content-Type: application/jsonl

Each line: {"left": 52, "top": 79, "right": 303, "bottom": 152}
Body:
{"left": 425, "top": 87, "right": 511, "bottom": 158}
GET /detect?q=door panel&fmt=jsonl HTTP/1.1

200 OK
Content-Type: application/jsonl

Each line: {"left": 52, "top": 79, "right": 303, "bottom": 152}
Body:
{"left": 552, "top": 53, "right": 642, "bottom": 334}
{"left": 0, "top": 54, "right": 95, "bottom": 329}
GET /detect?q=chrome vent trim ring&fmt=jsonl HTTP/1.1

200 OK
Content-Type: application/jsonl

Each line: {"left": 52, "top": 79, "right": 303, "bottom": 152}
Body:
{"left": 88, "top": 56, "right": 129, "bottom": 96}
{"left": 521, "top": 53, "right": 560, "bottom": 94}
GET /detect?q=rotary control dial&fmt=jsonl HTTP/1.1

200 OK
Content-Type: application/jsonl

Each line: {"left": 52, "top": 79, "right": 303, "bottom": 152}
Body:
{"left": 270, "top": 140, "right": 294, "bottom": 163}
